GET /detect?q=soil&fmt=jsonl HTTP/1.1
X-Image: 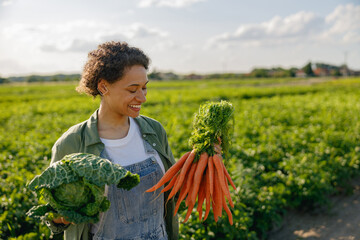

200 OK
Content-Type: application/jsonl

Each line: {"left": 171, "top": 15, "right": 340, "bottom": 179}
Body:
{"left": 267, "top": 177, "right": 360, "bottom": 240}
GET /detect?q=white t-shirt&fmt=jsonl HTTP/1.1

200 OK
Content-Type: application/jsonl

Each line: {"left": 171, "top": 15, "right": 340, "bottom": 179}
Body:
{"left": 100, "top": 117, "right": 165, "bottom": 174}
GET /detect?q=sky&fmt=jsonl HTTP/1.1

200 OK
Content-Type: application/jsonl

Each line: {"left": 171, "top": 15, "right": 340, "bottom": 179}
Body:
{"left": 0, "top": 0, "right": 359, "bottom": 77}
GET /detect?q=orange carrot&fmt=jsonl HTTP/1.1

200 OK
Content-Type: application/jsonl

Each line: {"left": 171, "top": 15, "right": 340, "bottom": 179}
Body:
{"left": 161, "top": 172, "right": 179, "bottom": 193}
{"left": 214, "top": 170, "right": 223, "bottom": 218}
{"left": 222, "top": 172, "right": 234, "bottom": 208}
{"left": 166, "top": 150, "right": 196, "bottom": 200}
{"left": 221, "top": 160, "right": 236, "bottom": 190}
{"left": 174, "top": 185, "right": 186, "bottom": 215}
{"left": 208, "top": 156, "right": 215, "bottom": 196}
{"left": 203, "top": 168, "right": 211, "bottom": 221}
{"left": 222, "top": 192, "right": 233, "bottom": 225}
{"left": 183, "top": 177, "right": 197, "bottom": 222}
{"left": 211, "top": 199, "right": 218, "bottom": 222}
{"left": 146, "top": 151, "right": 191, "bottom": 192}
{"left": 196, "top": 173, "right": 207, "bottom": 221}
{"left": 183, "top": 199, "right": 195, "bottom": 223}
{"left": 212, "top": 170, "right": 224, "bottom": 222}
{"left": 188, "top": 152, "right": 208, "bottom": 204}
{"left": 185, "top": 192, "right": 190, "bottom": 207}
{"left": 174, "top": 161, "right": 198, "bottom": 215}
{"left": 213, "top": 154, "right": 232, "bottom": 205}
{"left": 185, "top": 173, "right": 196, "bottom": 207}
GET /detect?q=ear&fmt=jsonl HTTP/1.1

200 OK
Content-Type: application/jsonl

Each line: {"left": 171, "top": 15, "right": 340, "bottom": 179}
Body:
{"left": 97, "top": 79, "right": 109, "bottom": 96}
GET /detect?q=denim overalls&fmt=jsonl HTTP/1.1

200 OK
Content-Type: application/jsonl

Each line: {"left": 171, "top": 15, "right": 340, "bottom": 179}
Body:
{"left": 91, "top": 140, "right": 168, "bottom": 240}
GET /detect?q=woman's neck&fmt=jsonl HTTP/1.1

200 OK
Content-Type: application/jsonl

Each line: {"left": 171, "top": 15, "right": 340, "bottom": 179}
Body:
{"left": 97, "top": 104, "right": 130, "bottom": 139}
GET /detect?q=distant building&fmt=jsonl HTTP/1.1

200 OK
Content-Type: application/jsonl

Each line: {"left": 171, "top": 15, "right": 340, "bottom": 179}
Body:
{"left": 311, "top": 63, "right": 360, "bottom": 77}
{"left": 353, "top": 70, "right": 360, "bottom": 76}
{"left": 184, "top": 74, "right": 203, "bottom": 80}
{"left": 340, "top": 65, "right": 350, "bottom": 77}
{"left": 295, "top": 69, "right": 307, "bottom": 78}
{"left": 313, "top": 67, "right": 330, "bottom": 77}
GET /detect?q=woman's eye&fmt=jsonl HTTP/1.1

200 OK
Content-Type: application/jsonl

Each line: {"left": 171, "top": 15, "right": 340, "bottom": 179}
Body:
{"left": 129, "top": 90, "right": 137, "bottom": 93}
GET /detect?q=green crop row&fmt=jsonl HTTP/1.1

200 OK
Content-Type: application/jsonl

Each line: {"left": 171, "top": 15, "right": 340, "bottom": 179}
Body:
{"left": 0, "top": 77, "right": 359, "bottom": 239}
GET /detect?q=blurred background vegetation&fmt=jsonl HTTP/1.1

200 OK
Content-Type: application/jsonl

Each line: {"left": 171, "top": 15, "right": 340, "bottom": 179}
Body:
{"left": 1, "top": 76, "right": 360, "bottom": 239}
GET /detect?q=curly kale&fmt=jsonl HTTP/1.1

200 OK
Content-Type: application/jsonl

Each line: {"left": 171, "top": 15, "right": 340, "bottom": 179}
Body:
{"left": 26, "top": 153, "right": 140, "bottom": 224}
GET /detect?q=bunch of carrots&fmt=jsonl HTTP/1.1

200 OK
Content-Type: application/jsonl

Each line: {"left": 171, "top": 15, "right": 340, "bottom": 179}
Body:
{"left": 146, "top": 101, "right": 236, "bottom": 225}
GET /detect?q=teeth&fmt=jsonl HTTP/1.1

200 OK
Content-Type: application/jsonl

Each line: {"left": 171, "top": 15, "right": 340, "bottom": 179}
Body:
{"left": 129, "top": 105, "right": 141, "bottom": 108}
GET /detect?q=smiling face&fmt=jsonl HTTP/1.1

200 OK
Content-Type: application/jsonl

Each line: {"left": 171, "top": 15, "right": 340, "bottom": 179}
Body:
{"left": 98, "top": 65, "right": 148, "bottom": 119}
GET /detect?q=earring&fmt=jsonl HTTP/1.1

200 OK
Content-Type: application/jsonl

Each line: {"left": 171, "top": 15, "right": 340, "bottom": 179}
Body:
{"left": 97, "top": 84, "right": 108, "bottom": 96}
{"left": 97, "top": 87, "right": 103, "bottom": 96}
{"left": 102, "top": 85, "right": 108, "bottom": 95}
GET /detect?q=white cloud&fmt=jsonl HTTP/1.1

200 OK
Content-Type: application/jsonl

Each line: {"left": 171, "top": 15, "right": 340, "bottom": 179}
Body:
{"left": 138, "top": 0, "right": 205, "bottom": 8}
{"left": 52, "top": 39, "right": 99, "bottom": 52}
{"left": 0, "top": 0, "right": 14, "bottom": 6}
{"left": 2, "top": 21, "right": 169, "bottom": 53}
{"left": 343, "top": 31, "right": 360, "bottom": 43}
{"left": 207, "top": 11, "right": 324, "bottom": 48}
{"left": 323, "top": 3, "right": 360, "bottom": 43}
{"left": 126, "top": 23, "right": 168, "bottom": 38}
{"left": 0, "top": 20, "right": 176, "bottom": 76}
{"left": 207, "top": 3, "right": 360, "bottom": 48}
{"left": 325, "top": 4, "right": 360, "bottom": 34}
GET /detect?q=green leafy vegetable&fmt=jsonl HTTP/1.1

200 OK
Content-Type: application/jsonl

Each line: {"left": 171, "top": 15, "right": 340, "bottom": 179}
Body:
{"left": 26, "top": 153, "right": 140, "bottom": 224}
{"left": 189, "top": 100, "right": 234, "bottom": 160}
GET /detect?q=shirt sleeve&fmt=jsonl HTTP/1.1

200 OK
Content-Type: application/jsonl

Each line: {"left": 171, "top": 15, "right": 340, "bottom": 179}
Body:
{"left": 163, "top": 131, "right": 176, "bottom": 166}
{"left": 50, "top": 131, "right": 81, "bottom": 165}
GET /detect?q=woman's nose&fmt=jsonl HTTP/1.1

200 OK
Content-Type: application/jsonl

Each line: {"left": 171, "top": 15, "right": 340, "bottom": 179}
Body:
{"left": 136, "top": 90, "right": 146, "bottom": 102}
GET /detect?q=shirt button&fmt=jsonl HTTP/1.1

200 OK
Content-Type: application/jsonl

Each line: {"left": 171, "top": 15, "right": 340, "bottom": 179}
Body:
{"left": 152, "top": 143, "right": 156, "bottom": 147}
{"left": 143, "top": 134, "right": 146, "bottom": 138}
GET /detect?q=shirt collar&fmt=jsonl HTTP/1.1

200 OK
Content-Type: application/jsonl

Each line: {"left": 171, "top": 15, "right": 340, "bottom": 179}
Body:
{"left": 133, "top": 116, "right": 157, "bottom": 136}
{"left": 84, "top": 109, "right": 102, "bottom": 147}
{"left": 84, "top": 109, "right": 156, "bottom": 147}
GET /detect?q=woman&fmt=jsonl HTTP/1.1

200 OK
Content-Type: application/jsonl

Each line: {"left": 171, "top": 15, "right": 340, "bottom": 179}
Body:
{"left": 46, "top": 41, "right": 179, "bottom": 240}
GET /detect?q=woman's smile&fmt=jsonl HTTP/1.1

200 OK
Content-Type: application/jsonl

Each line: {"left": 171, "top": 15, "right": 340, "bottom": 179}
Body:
{"left": 129, "top": 104, "right": 141, "bottom": 112}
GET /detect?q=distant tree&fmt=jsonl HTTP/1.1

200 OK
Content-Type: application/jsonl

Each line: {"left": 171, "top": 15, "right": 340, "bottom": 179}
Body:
{"left": 148, "top": 69, "right": 162, "bottom": 80}
{"left": 26, "top": 75, "right": 40, "bottom": 82}
{"left": 302, "top": 62, "right": 314, "bottom": 76}
{"left": 288, "top": 68, "right": 298, "bottom": 77}
{"left": 51, "top": 76, "right": 59, "bottom": 82}
{"left": 0, "top": 77, "right": 9, "bottom": 84}
{"left": 251, "top": 68, "right": 269, "bottom": 78}
{"left": 206, "top": 73, "right": 221, "bottom": 79}
{"left": 162, "top": 72, "right": 179, "bottom": 80}
{"left": 331, "top": 69, "right": 341, "bottom": 77}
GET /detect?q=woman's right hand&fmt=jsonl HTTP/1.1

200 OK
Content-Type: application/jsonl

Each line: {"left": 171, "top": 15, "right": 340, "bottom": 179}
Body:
{"left": 53, "top": 216, "right": 71, "bottom": 225}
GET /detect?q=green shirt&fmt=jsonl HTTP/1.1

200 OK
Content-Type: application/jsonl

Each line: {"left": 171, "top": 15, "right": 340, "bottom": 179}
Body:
{"left": 49, "top": 110, "right": 179, "bottom": 240}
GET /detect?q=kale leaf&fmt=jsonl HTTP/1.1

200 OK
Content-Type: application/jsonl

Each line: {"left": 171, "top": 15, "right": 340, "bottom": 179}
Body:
{"left": 26, "top": 153, "right": 140, "bottom": 224}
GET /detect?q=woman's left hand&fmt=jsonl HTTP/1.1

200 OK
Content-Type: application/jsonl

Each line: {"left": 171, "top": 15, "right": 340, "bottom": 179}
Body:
{"left": 53, "top": 216, "right": 71, "bottom": 225}
{"left": 214, "top": 137, "right": 222, "bottom": 155}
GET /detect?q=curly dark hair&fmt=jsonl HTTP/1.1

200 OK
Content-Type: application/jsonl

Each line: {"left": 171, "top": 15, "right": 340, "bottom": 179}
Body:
{"left": 76, "top": 41, "right": 150, "bottom": 97}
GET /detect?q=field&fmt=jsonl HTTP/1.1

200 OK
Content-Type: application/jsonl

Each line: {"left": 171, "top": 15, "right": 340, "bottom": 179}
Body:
{"left": 1, "top": 77, "right": 360, "bottom": 239}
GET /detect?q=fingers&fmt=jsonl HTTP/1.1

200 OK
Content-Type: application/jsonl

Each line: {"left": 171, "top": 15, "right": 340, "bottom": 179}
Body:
{"left": 53, "top": 217, "right": 71, "bottom": 225}
{"left": 52, "top": 218, "right": 61, "bottom": 224}
{"left": 214, "top": 137, "right": 222, "bottom": 155}
{"left": 61, "top": 217, "right": 71, "bottom": 225}
{"left": 214, "top": 143, "right": 222, "bottom": 155}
